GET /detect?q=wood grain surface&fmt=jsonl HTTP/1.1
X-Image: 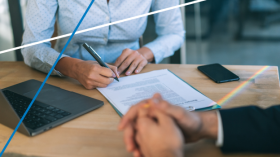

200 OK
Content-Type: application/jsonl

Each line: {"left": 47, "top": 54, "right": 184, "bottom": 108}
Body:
{"left": 0, "top": 62, "right": 279, "bottom": 157}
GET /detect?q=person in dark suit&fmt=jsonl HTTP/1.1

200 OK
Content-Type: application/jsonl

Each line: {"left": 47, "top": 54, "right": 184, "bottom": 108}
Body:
{"left": 119, "top": 93, "right": 280, "bottom": 157}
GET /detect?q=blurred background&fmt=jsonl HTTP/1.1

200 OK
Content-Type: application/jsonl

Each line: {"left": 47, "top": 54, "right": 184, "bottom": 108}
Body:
{"left": 1, "top": 0, "right": 280, "bottom": 68}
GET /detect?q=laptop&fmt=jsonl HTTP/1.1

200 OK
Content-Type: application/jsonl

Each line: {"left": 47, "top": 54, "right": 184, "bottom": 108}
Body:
{"left": 0, "top": 79, "right": 104, "bottom": 136}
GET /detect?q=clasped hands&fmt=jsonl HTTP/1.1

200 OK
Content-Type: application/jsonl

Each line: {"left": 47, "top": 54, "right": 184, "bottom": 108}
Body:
{"left": 118, "top": 94, "right": 219, "bottom": 157}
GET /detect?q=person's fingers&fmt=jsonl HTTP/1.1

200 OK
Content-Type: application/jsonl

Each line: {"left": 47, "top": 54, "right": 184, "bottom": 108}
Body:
{"left": 82, "top": 83, "right": 95, "bottom": 90}
{"left": 138, "top": 107, "right": 149, "bottom": 118}
{"left": 125, "top": 58, "right": 142, "bottom": 75}
{"left": 149, "top": 109, "right": 174, "bottom": 126}
{"left": 152, "top": 93, "right": 163, "bottom": 100}
{"left": 147, "top": 93, "right": 163, "bottom": 106}
{"left": 91, "top": 81, "right": 110, "bottom": 88}
{"left": 159, "top": 102, "right": 187, "bottom": 122}
{"left": 97, "top": 66, "right": 116, "bottom": 78}
{"left": 136, "top": 116, "right": 157, "bottom": 133}
{"left": 118, "top": 51, "right": 138, "bottom": 75}
{"left": 134, "top": 134, "right": 143, "bottom": 157}
{"left": 148, "top": 94, "right": 187, "bottom": 122}
{"left": 114, "top": 48, "right": 132, "bottom": 68}
{"left": 91, "top": 74, "right": 114, "bottom": 85}
{"left": 134, "top": 60, "right": 148, "bottom": 74}
{"left": 118, "top": 100, "right": 148, "bottom": 130}
{"left": 82, "top": 78, "right": 109, "bottom": 89}
{"left": 107, "top": 64, "right": 120, "bottom": 78}
{"left": 133, "top": 149, "right": 142, "bottom": 157}
{"left": 123, "top": 124, "right": 136, "bottom": 152}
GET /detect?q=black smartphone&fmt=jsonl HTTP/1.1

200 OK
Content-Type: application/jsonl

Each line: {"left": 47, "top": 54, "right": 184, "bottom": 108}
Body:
{"left": 197, "top": 63, "right": 240, "bottom": 83}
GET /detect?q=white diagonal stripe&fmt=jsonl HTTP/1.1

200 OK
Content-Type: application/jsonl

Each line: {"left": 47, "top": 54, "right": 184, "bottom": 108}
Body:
{"left": 0, "top": 0, "right": 205, "bottom": 55}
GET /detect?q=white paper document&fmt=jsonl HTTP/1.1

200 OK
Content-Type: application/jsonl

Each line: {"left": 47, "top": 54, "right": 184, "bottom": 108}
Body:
{"left": 97, "top": 69, "right": 217, "bottom": 115}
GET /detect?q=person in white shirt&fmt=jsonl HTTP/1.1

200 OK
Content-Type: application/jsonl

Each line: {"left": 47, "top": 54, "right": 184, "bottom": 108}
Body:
{"left": 21, "top": 0, "right": 185, "bottom": 89}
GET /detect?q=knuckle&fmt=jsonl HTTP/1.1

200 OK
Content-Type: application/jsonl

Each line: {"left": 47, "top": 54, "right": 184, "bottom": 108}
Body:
{"left": 85, "top": 80, "right": 92, "bottom": 86}
{"left": 111, "top": 66, "right": 117, "bottom": 71}
{"left": 123, "top": 61, "right": 130, "bottom": 67}
{"left": 161, "top": 101, "right": 169, "bottom": 109}
{"left": 92, "top": 65, "right": 99, "bottom": 72}
{"left": 131, "top": 62, "right": 138, "bottom": 68}
{"left": 85, "top": 73, "right": 91, "bottom": 78}
{"left": 130, "top": 105, "right": 137, "bottom": 111}
{"left": 117, "top": 57, "right": 124, "bottom": 63}
{"left": 115, "top": 58, "right": 121, "bottom": 64}
{"left": 123, "top": 49, "right": 130, "bottom": 54}
{"left": 105, "top": 68, "right": 112, "bottom": 74}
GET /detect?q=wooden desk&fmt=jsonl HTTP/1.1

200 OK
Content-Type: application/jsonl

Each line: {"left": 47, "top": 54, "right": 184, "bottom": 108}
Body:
{"left": 0, "top": 62, "right": 280, "bottom": 157}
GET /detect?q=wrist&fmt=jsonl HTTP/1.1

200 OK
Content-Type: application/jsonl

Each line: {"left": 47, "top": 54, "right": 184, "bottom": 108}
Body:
{"left": 198, "top": 111, "right": 218, "bottom": 140}
{"left": 55, "top": 57, "right": 83, "bottom": 79}
{"left": 138, "top": 47, "right": 154, "bottom": 62}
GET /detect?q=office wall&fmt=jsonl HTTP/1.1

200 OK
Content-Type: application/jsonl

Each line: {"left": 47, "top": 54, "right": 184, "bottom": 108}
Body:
{"left": 0, "top": 0, "right": 15, "bottom": 61}
{"left": 0, "top": 0, "right": 27, "bottom": 61}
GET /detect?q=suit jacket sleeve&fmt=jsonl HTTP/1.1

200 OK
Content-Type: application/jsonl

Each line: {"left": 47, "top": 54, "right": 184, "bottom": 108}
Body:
{"left": 219, "top": 105, "right": 280, "bottom": 153}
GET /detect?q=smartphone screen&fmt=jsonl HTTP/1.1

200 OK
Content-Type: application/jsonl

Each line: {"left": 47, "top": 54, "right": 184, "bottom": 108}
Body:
{"left": 197, "top": 63, "right": 240, "bottom": 83}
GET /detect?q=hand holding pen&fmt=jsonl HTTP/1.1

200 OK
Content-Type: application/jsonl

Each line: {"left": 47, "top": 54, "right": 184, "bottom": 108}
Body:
{"left": 83, "top": 43, "right": 119, "bottom": 82}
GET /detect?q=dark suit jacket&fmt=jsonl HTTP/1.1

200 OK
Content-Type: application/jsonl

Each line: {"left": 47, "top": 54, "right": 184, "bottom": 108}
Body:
{"left": 219, "top": 105, "right": 280, "bottom": 153}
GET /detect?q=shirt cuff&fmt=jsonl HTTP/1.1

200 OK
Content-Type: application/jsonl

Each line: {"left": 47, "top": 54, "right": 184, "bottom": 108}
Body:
{"left": 144, "top": 42, "right": 165, "bottom": 64}
{"left": 216, "top": 110, "right": 224, "bottom": 147}
{"left": 52, "top": 56, "right": 69, "bottom": 77}
{"left": 54, "top": 69, "right": 65, "bottom": 77}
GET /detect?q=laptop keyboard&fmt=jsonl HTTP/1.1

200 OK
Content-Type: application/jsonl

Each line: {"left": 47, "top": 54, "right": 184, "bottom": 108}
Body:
{"left": 3, "top": 90, "right": 71, "bottom": 130}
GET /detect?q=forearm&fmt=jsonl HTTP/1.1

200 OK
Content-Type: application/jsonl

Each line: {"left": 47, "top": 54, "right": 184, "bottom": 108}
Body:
{"left": 55, "top": 57, "right": 83, "bottom": 79}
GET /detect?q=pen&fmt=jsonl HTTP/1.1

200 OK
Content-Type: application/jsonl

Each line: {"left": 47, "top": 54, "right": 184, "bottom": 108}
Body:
{"left": 83, "top": 43, "right": 119, "bottom": 82}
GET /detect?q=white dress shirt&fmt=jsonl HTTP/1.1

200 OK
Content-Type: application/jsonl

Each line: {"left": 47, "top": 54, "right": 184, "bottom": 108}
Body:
{"left": 216, "top": 111, "right": 224, "bottom": 147}
{"left": 21, "top": 0, "right": 185, "bottom": 75}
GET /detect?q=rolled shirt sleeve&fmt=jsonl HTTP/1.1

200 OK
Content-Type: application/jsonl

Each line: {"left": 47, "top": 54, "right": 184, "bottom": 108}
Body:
{"left": 21, "top": 0, "right": 68, "bottom": 76}
{"left": 144, "top": 0, "right": 186, "bottom": 63}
